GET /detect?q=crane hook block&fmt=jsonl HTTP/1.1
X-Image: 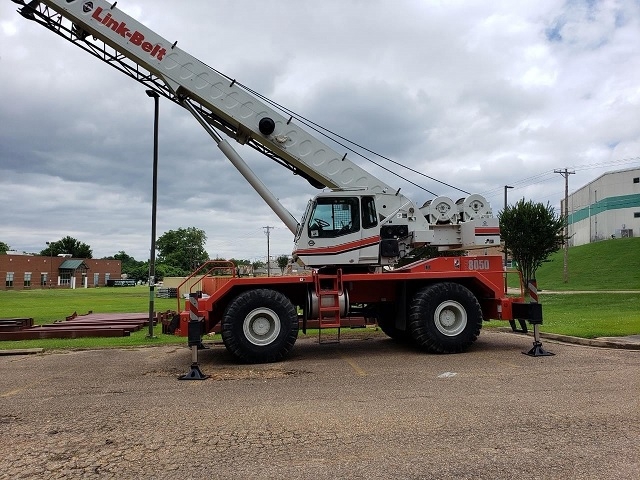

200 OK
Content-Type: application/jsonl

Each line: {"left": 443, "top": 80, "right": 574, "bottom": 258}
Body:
{"left": 259, "top": 117, "right": 276, "bottom": 136}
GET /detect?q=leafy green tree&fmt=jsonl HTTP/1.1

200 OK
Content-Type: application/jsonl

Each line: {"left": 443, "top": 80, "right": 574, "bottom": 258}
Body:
{"left": 103, "top": 251, "right": 146, "bottom": 281}
{"left": 276, "top": 254, "right": 290, "bottom": 274}
{"left": 156, "top": 227, "right": 209, "bottom": 275}
{"left": 155, "top": 262, "right": 186, "bottom": 279}
{"left": 128, "top": 262, "right": 150, "bottom": 284}
{"left": 0, "top": 241, "right": 9, "bottom": 254}
{"left": 252, "top": 260, "right": 265, "bottom": 269}
{"left": 111, "top": 250, "right": 137, "bottom": 264}
{"left": 41, "top": 236, "right": 93, "bottom": 258}
{"left": 499, "top": 199, "right": 565, "bottom": 294}
{"left": 229, "top": 258, "right": 251, "bottom": 266}
{"left": 251, "top": 260, "right": 265, "bottom": 276}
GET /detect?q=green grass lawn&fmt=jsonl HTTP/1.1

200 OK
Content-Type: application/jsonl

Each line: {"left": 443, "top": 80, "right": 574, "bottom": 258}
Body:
{"left": 0, "top": 286, "right": 186, "bottom": 350}
{"left": 485, "top": 292, "right": 640, "bottom": 338}
{"left": 1, "top": 271, "right": 639, "bottom": 350}
{"left": 509, "top": 237, "right": 640, "bottom": 291}
{"left": 0, "top": 286, "right": 179, "bottom": 325}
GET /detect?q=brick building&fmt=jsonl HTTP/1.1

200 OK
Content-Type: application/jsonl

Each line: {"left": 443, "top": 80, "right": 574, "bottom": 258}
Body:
{"left": 0, "top": 253, "right": 121, "bottom": 291}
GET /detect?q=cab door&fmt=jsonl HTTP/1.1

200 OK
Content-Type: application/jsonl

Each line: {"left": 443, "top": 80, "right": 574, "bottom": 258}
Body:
{"left": 358, "top": 196, "right": 380, "bottom": 263}
{"left": 294, "top": 195, "right": 364, "bottom": 266}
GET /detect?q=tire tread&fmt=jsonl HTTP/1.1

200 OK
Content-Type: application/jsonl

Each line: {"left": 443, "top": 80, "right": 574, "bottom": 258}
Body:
{"left": 222, "top": 289, "right": 298, "bottom": 363}
{"left": 408, "top": 282, "right": 482, "bottom": 354}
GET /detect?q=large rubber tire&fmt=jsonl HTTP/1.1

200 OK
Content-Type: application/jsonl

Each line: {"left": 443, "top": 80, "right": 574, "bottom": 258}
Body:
{"left": 222, "top": 289, "right": 299, "bottom": 363}
{"left": 375, "top": 303, "right": 410, "bottom": 342}
{"left": 408, "top": 282, "right": 482, "bottom": 354}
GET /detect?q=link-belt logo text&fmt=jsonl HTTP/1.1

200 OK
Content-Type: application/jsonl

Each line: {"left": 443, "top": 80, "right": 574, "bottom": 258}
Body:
{"left": 90, "top": 5, "right": 166, "bottom": 61}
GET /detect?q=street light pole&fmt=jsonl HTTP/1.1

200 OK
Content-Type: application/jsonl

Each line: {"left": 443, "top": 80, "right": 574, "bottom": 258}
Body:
{"left": 503, "top": 185, "right": 514, "bottom": 292}
{"left": 146, "top": 89, "right": 160, "bottom": 338}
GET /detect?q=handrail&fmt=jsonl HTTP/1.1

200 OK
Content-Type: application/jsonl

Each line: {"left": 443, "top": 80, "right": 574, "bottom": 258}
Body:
{"left": 176, "top": 261, "right": 237, "bottom": 312}
{"left": 503, "top": 268, "right": 525, "bottom": 298}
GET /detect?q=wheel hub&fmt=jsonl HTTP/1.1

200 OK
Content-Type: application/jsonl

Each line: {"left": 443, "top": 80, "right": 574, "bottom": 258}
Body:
{"left": 434, "top": 300, "right": 467, "bottom": 336}
{"left": 243, "top": 307, "right": 281, "bottom": 346}
{"left": 440, "top": 310, "right": 456, "bottom": 327}
{"left": 252, "top": 317, "right": 271, "bottom": 336}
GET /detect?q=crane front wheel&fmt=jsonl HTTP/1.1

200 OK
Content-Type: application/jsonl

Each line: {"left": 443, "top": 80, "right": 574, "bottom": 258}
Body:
{"left": 408, "top": 283, "right": 482, "bottom": 353}
{"left": 222, "top": 289, "right": 299, "bottom": 363}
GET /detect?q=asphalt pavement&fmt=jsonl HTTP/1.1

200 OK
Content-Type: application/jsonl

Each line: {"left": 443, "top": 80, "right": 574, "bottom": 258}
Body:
{"left": 1, "top": 329, "right": 639, "bottom": 479}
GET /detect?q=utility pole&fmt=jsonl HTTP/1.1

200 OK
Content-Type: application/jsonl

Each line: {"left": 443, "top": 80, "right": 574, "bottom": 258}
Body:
{"left": 554, "top": 168, "right": 575, "bottom": 283}
{"left": 263, "top": 226, "right": 274, "bottom": 277}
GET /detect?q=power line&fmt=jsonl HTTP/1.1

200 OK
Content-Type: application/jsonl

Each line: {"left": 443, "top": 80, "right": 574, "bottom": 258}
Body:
{"left": 568, "top": 156, "right": 640, "bottom": 172}
{"left": 482, "top": 156, "right": 640, "bottom": 200}
{"left": 233, "top": 81, "right": 468, "bottom": 195}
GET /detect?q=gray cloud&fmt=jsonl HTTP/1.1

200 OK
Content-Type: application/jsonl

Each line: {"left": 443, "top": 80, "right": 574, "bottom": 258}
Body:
{"left": 1, "top": 0, "right": 639, "bottom": 261}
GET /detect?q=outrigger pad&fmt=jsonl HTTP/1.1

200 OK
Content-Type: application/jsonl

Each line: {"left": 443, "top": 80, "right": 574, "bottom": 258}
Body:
{"left": 187, "top": 320, "right": 203, "bottom": 347}
{"left": 512, "top": 302, "right": 543, "bottom": 324}
{"left": 523, "top": 341, "right": 555, "bottom": 357}
{"left": 178, "top": 363, "right": 209, "bottom": 380}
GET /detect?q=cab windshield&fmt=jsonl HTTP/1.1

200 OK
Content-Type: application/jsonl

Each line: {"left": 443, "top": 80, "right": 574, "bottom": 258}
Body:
{"left": 308, "top": 197, "right": 360, "bottom": 238}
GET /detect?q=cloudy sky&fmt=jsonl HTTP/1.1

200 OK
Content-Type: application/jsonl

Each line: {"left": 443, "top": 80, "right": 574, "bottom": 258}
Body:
{"left": 1, "top": 0, "right": 639, "bottom": 262}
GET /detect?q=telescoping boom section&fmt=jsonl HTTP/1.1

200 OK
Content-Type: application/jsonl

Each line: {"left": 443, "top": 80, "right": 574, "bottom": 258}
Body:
{"left": 12, "top": 0, "right": 545, "bottom": 363}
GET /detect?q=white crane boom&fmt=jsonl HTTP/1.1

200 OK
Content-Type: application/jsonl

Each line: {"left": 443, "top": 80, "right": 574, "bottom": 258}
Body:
{"left": 37, "top": 0, "right": 395, "bottom": 195}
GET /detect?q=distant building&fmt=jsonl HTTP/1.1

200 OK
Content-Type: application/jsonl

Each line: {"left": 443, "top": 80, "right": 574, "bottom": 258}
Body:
{"left": 0, "top": 254, "right": 121, "bottom": 291}
{"left": 562, "top": 167, "right": 640, "bottom": 246}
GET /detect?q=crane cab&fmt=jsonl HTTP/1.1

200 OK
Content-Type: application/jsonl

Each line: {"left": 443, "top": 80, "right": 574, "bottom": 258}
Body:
{"left": 293, "top": 191, "right": 394, "bottom": 268}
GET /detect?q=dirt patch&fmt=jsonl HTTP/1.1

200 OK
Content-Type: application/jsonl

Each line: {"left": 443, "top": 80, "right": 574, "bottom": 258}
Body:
{"left": 143, "top": 366, "right": 309, "bottom": 381}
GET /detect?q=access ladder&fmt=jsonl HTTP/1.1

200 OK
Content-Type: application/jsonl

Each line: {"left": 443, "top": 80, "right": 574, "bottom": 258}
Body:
{"left": 313, "top": 270, "right": 344, "bottom": 343}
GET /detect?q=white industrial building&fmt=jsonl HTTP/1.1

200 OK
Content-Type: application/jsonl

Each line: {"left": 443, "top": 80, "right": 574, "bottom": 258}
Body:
{"left": 562, "top": 167, "right": 640, "bottom": 246}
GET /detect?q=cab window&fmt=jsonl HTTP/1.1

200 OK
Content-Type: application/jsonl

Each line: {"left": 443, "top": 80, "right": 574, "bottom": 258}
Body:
{"left": 308, "top": 197, "right": 360, "bottom": 238}
{"left": 361, "top": 196, "right": 377, "bottom": 229}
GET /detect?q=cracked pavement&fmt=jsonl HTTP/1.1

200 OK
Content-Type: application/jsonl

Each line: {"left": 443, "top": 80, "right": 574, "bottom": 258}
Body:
{"left": 1, "top": 331, "right": 638, "bottom": 479}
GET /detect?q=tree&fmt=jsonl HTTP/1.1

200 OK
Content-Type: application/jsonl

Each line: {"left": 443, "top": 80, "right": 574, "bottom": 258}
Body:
{"left": 111, "top": 250, "right": 137, "bottom": 264}
{"left": 154, "top": 262, "right": 185, "bottom": 280}
{"left": 228, "top": 258, "right": 252, "bottom": 276}
{"left": 41, "top": 236, "right": 93, "bottom": 258}
{"left": 499, "top": 199, "right": 565, "bottom": 294}
{"left": 156, "top": 227, "right": 209, "bottom": 275}
{"left": 128, "top": 262, "right": 151, "bottom": 284}
{"left": 103, "top": 251, "right": 145, "bottom": 282}
{"left": 229, "top": 258, "right": 251, "bottom": 266}
{"left": 251, "top": 260, "right": 265, "bottom": 276}
{"left": 0, "top": 241, "right": 9, "bottom": 254}
{"left": 276, "top": 254, "right": 290, "bottom": 274}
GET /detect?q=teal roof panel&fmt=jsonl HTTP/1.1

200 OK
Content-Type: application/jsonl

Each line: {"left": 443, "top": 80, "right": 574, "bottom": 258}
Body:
{"left": 59, "top": 259, "right": 88, "bottom": 270}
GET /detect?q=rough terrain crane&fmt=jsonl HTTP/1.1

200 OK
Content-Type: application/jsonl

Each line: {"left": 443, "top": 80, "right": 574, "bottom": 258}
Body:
{"left": 10, "top": 0, "right": 541, "bottom": 364}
